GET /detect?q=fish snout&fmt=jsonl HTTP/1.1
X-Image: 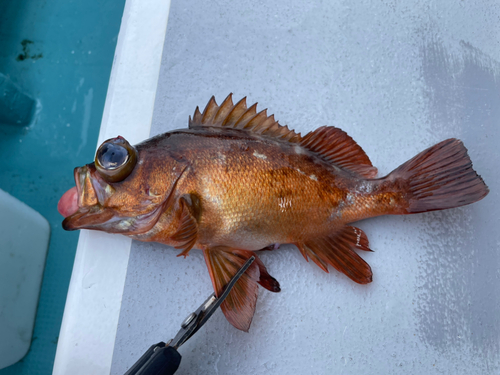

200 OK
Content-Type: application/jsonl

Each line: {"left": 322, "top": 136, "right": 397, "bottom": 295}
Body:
{"left": 58, "top": 164, "right": 109, "bottom": 219}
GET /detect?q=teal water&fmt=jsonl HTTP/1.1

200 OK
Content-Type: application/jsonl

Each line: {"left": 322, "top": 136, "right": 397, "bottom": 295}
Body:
{"left": 0, "top": 0, "right": 126, "bottom": 373}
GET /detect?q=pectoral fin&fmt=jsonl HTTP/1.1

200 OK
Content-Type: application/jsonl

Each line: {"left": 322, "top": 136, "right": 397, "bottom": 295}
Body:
{"left": 172, "top": 195, "right": 200, "bottom": 257}
{"left": 202, "top": 247, "right": 280, "bottom": 332}
{"left": 297, "top": 226, "right": 373, "bottom": 284}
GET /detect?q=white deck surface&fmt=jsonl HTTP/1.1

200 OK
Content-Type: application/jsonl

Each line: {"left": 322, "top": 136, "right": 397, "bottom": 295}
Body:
{"left": 52, "top": 0, "right": 171, "bottom": 374}
{"left": 56, "top": 1, "right": 500, "bottom": 374}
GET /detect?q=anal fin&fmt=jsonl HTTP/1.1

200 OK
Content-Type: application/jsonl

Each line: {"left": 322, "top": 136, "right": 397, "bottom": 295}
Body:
{"left": 203, "top": 247, "right": 280, "bottom": 332}
{"left": 298, "top": 226, "right": 373, "bottom": 284}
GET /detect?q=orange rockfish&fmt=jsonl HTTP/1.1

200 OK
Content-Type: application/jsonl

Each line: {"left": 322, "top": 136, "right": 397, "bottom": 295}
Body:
{"left": 58, "top": 94, "right": 489, "bottom": 331}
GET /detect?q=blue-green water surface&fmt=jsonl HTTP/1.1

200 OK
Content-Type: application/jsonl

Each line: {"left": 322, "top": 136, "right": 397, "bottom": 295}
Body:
{"left": 0, "top": 0, "right": 126, "bottom": 373}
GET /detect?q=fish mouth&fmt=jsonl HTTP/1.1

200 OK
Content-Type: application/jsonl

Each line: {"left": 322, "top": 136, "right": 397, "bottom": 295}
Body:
{"left": 60, "top": 165, "right": 168, "bottom": 234}
{"left": 60, "top": 164, "right": 116, "bottom": 231}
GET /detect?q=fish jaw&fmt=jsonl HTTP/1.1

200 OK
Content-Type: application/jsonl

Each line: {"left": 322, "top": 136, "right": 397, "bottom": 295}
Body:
{"left": 61, "top": 201, "right": 166, "bottom": 234}
{"left": 61, "top": 164, "right": 117, "bottom": 231}
{"left": 60, "top": 152, "right": 191, "bottom": 236}
{"left": 58, "top": 165, "right": 98, "bottom": 218}
{"left": 60, "top": 164, "right": 166, "bottom": 234}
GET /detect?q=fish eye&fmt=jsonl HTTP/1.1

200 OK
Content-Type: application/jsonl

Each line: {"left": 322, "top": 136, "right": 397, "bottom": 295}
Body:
{"left": 97, "top": 143, "right": 128, "bottom": 169}
{"left": 95, "top": 136, "right": 137, "bottom": 183}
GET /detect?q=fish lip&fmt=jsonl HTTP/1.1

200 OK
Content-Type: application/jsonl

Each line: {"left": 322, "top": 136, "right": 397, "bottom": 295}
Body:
{"left": 62, "top": 205, "right": 117, "bottom": 232}
{"left": 74, "top": 165, "right": 84, "bottom": 203}
{"left": 61, "top": 164, "right": 109, "bottom": 231}
{"left": 62, "top": 207, "right": 93, "bottom": 231}
{"left": 73, "top": 164, "right": 92, "bottom": 207}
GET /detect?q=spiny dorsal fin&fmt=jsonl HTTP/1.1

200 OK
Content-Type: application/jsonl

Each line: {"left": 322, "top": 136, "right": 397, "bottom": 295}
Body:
{"left": 300, "top": 126, "right": 378, "bottom": 178}
{"left": 189, "top": 94, "right": 302, "bottom": 143}
{"left": 190, "top": 95, "right": 377, "bottom": 177}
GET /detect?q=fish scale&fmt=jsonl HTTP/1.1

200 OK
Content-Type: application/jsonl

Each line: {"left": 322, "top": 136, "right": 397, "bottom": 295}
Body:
{"left": 189, "top": 143, "right": 339, "bottom": 248}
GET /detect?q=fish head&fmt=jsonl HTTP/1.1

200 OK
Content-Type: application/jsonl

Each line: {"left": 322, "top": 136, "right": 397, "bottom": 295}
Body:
{"left": 59, "top": 135, "right": 187, "bottom": 235}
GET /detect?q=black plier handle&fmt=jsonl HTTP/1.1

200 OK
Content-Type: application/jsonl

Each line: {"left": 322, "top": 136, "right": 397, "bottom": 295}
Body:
{"left": 124, "top": 342, "right": 181, "bottom": 375}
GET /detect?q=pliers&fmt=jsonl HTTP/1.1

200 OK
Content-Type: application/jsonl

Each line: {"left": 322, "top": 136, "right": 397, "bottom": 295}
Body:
{"left": 124, "top": 256, "right": 255, "bottom": 375}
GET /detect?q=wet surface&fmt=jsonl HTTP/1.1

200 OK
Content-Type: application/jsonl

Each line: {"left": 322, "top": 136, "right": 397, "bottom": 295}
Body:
{"left": 417, "top": 37, "right": 500, "bottom": 358}
{"left": 111, "top": 1, "right": 500, "bottom": 374}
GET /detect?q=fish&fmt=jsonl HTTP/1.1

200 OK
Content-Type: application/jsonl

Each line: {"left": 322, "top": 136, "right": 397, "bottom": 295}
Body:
{"left": 58, "top": 94, "right": 489, "bottom": 331}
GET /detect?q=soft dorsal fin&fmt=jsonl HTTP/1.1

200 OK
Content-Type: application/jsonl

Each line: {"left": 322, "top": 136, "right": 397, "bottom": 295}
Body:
{"left": 189, "top": 94, "right": 302, "bottom": 143}
{"left": 300, "top": 126, "right": 378, "bottom": 178}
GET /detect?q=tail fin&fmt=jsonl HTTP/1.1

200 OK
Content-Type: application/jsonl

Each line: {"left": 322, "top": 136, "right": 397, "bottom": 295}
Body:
{"left": 389, "top": 138, "right": 488, "bottom": 213}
